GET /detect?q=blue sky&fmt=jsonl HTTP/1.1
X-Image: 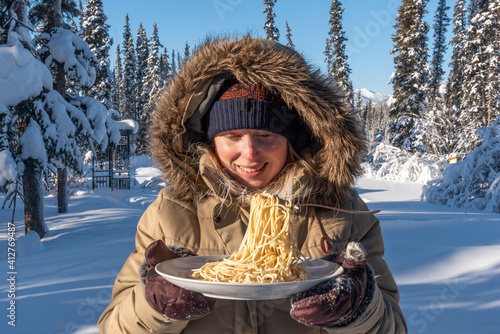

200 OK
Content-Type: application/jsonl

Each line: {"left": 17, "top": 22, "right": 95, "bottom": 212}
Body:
{"left": 100, "top": 0, "right": 453, "bottom": 96}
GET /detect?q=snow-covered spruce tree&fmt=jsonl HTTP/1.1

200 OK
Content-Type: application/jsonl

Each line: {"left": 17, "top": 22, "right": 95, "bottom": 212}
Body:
{"left": 425, "top": 98, "right": 460, "bottom": 154}
{"left": 30, "top": 0, "right": 93, "bottom": 214}
{"left": 285, "top": 21, "right": 294, "bottom": 49}
{"left": 80, "top": 0, "right": 113, "bottom": 108}
{"left": 135, "top": 23, "right": 148, "bottom": 109}
{"left": 177, "top": 51, "right": 182, "bottom": 72}
{"left": 486, "top": 0, "right": 500, "bottom": 120}
{"left": 170, "top": 48, "right": 177, "bottom": 76}
{"left": 135, "top": 22, "right": 149, "bottom": 154}
{"left": 325, "top": 0, "right": 353, "bottom": 104}
{"left": 0, "top": 1, "right": 8, "bottom": 43}
{"left": 444, "top": 0, "right": 473, "bottom": 153}
{"left": 425, "top": 0, "right": 458, "bottom": 155}
{"left": 354, "top": 90, "right": 364, "bottom": 132}
{"left": 479, "top": 0, "right": 500, "bottom": 126}
{"left": 457, "top": 0, "right": 500, "bottom": 154}
{"left": 429, "top": 0, "right": 450, "bottom": 99}
{"left": 159, "top": 47, "right": 171, "bottom": 85}
{"left": 388, "top": 0, "right": 430, "bottom": 153}
{"left": 0, "top": 0, "right": 48, "bottom": 237}
{"left": 263, "top": 0, "right": 279, "bottom": 42}
{"left": 182, "top": 41, "right": 190, "bottom": 68}
{"left": 423, "top": 115, "right": 500, "bottom": 213}
{"left": 77, "top": 0, "right": 83, "bottom": 33}
{"left": 1, "top": 0, "right": 115, "bottom": 237}
{"left": 121, "top": 13, "right": 136, "bottom": 120}
{"left": 445, "top": 0, "right": 467, "bottom": 120}
{"left": 113, "top": 44, "right": 122, "bottom": 112}
{"left": 146, "top": 24, "right": 164, "bottom": 108}
{"left": 138, "top": 22, "right": 162, "bottom": 155}
{"left": 363, "top": 99, "right": 373, "bottom": 140}
{"left": 461, "top": 0, "right": 490, "bottom": 131}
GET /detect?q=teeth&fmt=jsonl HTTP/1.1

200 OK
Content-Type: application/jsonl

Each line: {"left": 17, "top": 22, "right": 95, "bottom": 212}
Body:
{"left": 239, "top": 165, "right": 264, "bottom": 173}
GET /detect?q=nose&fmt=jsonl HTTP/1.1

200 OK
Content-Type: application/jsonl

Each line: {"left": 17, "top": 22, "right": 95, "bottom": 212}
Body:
{"left": 241, "top": 135, "right": 259, "bottom": 160}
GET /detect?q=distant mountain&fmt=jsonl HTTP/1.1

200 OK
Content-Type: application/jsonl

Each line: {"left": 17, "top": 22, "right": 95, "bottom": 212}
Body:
{"left": 354, "top": 88, "right": 391, "bottom": 106}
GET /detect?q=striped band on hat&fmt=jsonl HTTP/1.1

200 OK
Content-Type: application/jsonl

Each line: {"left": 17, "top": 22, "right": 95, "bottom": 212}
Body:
{"left": 205, "top": 81, "right": 300, "bottom": 143}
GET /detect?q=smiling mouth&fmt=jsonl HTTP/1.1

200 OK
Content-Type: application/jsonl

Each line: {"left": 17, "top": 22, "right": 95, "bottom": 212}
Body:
{"left": 238, "top": 163, "right": 266, "bottom": 173}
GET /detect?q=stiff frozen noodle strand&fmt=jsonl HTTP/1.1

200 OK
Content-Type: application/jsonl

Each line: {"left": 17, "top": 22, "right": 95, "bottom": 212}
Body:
{"left": 190, "top": 193, "right": 310, "bottom": 283}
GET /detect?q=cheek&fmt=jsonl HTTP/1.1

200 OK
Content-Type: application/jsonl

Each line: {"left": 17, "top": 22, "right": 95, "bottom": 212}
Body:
{"left": 264, "top": 142, "right": 288, "bottom": 170}
{"left": 214, "top": 142, "right": 236, "bottom": 166}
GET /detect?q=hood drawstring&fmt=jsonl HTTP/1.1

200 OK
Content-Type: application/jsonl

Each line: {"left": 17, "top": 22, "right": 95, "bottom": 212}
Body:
{"left": 300, "top": 203, "right": 381, "bottom": 255}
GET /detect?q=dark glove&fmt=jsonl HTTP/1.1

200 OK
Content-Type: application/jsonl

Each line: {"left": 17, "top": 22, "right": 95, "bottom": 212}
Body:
{"left": 144, "top": 240, "right": 216, "bottom": 320}
{"left": 290, "top": 241, "right": 370, "bottom": 328}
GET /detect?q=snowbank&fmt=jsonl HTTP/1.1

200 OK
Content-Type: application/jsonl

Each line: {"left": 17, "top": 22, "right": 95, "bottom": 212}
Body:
{"left": 0, "top": 230, "right": 44, "bottom": 260}
{"left": 424, "top": 118, "right": 500, "bottom": 212}
{"left": 16, "top": 230, "right": 45, "bottom": 256}
{"left": 362, "top": 142, "right": 448, "bottom": 184}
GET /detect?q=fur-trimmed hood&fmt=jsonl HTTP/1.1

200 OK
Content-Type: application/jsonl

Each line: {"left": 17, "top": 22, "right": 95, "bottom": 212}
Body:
{"left": 150, "top": 35, "right": 365, "bottom": 206}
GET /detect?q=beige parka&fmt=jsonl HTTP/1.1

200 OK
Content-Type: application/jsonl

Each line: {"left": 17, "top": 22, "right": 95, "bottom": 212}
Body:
{"left": 97, "top": 36, "right": 407, "bottom": 334}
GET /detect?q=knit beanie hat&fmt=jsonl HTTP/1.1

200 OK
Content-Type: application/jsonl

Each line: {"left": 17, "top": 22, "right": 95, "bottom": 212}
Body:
{"left": 205, "top": 81, "right": 300, "bottom": 143}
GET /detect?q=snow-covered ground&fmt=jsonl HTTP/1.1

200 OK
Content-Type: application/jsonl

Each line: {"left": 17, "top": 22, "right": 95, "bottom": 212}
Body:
{"left": 0, "top": 158, "right": 499, "bottom": 333}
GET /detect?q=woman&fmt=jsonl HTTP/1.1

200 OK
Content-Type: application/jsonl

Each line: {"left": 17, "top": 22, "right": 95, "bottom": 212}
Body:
{"left": 98, "top": 36, "right": 407, "bottom": 333}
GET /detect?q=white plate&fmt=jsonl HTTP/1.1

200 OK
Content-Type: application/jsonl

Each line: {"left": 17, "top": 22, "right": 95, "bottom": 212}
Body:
{"left": 155, "top": 255, "right": 343, "bottom": 300}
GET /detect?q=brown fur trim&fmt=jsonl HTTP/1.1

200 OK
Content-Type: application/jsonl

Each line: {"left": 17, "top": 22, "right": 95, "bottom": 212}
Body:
{"left": 150, "top": 35, "right": 366, "bottom": 207}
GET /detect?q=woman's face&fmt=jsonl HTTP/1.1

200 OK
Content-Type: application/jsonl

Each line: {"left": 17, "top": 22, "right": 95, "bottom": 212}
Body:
{"left": 213, "top": 129, "right": 289, "bottom": 189}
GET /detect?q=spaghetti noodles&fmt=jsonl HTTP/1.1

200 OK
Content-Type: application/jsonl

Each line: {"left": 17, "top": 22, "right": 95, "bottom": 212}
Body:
{"left": 190, "top": 193, "right": 310, "bottom": 283}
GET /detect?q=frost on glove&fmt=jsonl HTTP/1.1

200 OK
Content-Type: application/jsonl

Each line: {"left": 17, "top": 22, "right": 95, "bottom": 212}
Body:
{"left": 290, "top": 242, "right": 375, "bottom": 328}
{"left": 141, "top": 240, "right": 216, "bottom": 321}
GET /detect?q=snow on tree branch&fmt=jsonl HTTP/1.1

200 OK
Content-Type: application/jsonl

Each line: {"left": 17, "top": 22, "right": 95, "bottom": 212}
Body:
{"left": 0, "top": 45, "right": 52, "bottom": 107}
{"left": 40, "top": 27, "right": 98, "bottom": 88}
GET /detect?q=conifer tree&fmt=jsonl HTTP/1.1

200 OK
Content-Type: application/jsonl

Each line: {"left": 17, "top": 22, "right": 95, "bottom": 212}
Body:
{"left": 388, "top": 0, "right": 430, "bottom": 152}
{"left": 159, "top": 47, "right": 171, "bottom": 85}
{"left": 135, "top": 23, "right": 149, "bottom": 119}
{"left": 171, "top": 48, "right": 177, "bottom": 76}
{"left": 429, "top": 0, "right": 450, "bottom": 98}
{"left": 325, "top": 0, "right": 353, "bottom": 103}
{"left": 138, "top": 23, "right": 163, "bottom": 154}
{"left": 78, "top": 0, "right": 83, "bottom": 34}
{"left": 109, "top": 68, "right": 119, "bottom": 111}
{"left": 485, "top": 0, "right": 500, "bottom": 124}
{"left": 425, "top": 97, "right": 459, "bottom": 154}
{"left": 183, "top": 41, "right": 190, "bottom": 67}
{"left": 177, "top": 51, "right": 182, "bottom": 72}
{"left": 70, "top": 19, "right": 79, "bottom": 35}
{"left": 263, "top": 0, "right": 279, "bottom": 42}
{"left": 1, "top": 0, "right": 117, "bottom": 236}
{"left": 121, "top": 14, "right": 136, "bottom": 120}
{"left": 461, "top": 0, "right": 499, "bottom": 134}
{"left": 2, "top": 0, "right": 47, "bottom": 237}
{"left": 446, "top": 0, "right": 468, "bottom": 111}
{"left": 135, "top": 23, "right": 149, "bottom": 153}
{"left": 285, "top": 21, "right": 295, "bottom": 49}
{"left": 324, "top": 38, "right": 333, "bottom": 76}
{"left": 31, "top": 0, "right": 87, "bottom": 215}
{"left": 114, "top": 44, "right": 123, "bottom": 113}
{"left": 80, "top": 0, "right": 113, "bottom": 107}
{"left": 355, "top": 91, "right": 365, "bottom": 133}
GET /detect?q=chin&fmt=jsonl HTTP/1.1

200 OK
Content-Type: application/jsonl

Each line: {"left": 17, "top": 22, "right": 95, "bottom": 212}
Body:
{"left": 245, "top": 180, "right": 269, "bottom": 190}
